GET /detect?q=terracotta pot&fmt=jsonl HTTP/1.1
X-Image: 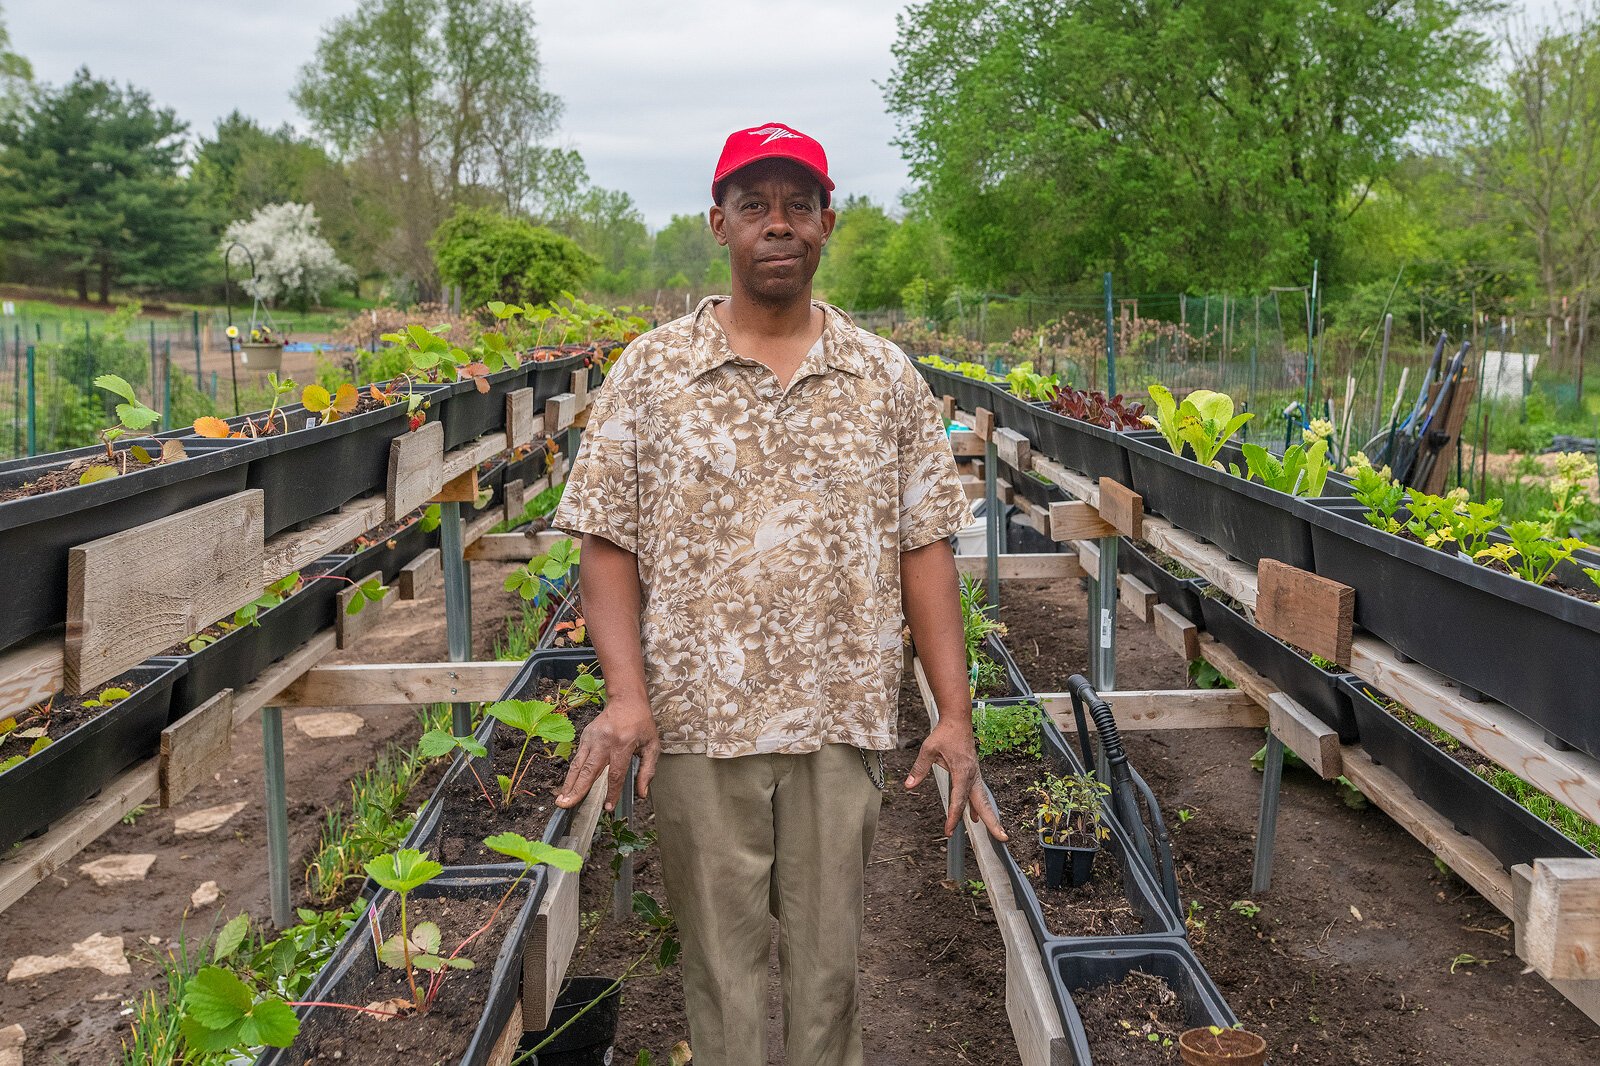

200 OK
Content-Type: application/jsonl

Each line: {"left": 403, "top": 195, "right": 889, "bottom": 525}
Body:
{"left": 1178, "top": 1026, "right": 1267, "bottom": 1066}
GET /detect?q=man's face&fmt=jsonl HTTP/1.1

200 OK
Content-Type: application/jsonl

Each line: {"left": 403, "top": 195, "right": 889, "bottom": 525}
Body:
{"left": 710, "top": 159, "right": 836, "bottom": 303}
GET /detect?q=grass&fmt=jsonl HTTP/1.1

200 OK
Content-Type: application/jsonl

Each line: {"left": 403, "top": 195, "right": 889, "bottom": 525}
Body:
{"left": 492, "top": 481, "right": 565, "bottom": 534}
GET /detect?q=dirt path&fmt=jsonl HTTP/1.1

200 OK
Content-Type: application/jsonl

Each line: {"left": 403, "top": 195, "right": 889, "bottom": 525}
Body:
{"left": 0, "top": 561, "right": 525, "bottom": 1065}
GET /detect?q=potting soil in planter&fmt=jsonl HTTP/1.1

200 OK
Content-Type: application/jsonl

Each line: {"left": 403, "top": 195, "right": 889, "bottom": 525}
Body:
{"left": 982, "top": 748, "right": 1146, "bottom": 939}
{"left": 433, "top": 675, "right": 602, "bottom": 866}
{"left": 1077, "top": 970, "right": 1185, "bottom": 1063}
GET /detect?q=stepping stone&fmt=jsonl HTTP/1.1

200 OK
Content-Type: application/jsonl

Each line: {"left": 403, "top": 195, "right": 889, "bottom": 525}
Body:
{"left": 191, "top": 881, "right": 220, "bottom": 908}
{"left": 78, "top": 854, "right": 155, "bottom": 887}
{"left": 174, "top": 802, "right": 247, "bottom": 836}
{"left": 6, "top": 933, "right": 129, "bottom": 982}
{"left": 293, "top": 711, "right": 364, "bottom": 738}
{"left": 0, "top": 1023, "right": 22, "bottom": 1066}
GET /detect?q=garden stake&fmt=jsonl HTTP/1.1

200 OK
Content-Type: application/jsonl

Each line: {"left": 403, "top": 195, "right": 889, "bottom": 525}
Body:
{"left": 1251, "top": 733, "right": 1285, "bottom": 894}
{"left": 261, "top": 704, "right": 292, "bottom": 929}
{"left": 439, "top": 501, "right": 473, "bottom": 736}
{"left": 613, "top": 759, "right": 637, "bottom": 923}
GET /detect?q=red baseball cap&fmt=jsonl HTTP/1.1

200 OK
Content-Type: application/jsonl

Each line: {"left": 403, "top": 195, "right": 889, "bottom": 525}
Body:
{"left": 712, "top": 121, "right": 834, "bottom": 207}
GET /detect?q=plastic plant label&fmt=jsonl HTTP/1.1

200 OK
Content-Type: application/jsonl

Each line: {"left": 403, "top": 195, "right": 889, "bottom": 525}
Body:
{"left": 1100, "top": 610, "right": 1113, "bottom": 649}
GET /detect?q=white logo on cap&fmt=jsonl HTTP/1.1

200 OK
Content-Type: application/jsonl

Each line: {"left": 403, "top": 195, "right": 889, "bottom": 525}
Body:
{"left": 750, "top": 126, "right": 801, "bottom": 146}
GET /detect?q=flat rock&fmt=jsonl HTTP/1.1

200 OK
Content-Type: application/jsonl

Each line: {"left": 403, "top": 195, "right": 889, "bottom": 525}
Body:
{"left": 191, "top": 880, "right": 221, "bottom": 908}
{"left": 174, "top": 802, "right": 247, "bottom": 836}
{"left": 0, "top": 1023, "right": 22, "bottom": 1066}
{"left": 292, "top": 711, "right": 364, "bottom": 738}
{"left": 6, "top": 933, "right": 130, "bottom": 982}
{"left": 77, "top": 854, "right": 155, "bottom": 887}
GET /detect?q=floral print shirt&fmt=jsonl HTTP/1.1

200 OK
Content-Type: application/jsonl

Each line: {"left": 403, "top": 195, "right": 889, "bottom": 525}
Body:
{"left": 552, "top": 296, "right": 973, "bottom": 757}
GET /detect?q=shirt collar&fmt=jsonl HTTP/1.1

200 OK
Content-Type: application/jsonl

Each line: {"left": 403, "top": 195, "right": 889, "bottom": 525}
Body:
{"left": 685, "top": 295, "right": 868, "bottom": 381}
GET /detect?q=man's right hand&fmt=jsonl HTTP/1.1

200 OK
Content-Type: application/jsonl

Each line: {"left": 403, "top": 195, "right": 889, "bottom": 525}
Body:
{"left": 554, "top": 696, "right": 661, "bottom": 813}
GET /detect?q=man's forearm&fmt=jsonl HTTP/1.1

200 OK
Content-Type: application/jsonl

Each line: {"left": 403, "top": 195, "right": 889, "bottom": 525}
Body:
{"left": 579, "top": 533, "right": 649, "bottom": 706}
{"left": 901, "top": 539, "right": 972, "bottom": 726}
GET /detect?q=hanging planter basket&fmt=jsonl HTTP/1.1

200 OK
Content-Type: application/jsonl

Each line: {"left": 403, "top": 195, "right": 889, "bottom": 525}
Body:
{"left": 239, "top": 342, "right": 285, "bottom": 373}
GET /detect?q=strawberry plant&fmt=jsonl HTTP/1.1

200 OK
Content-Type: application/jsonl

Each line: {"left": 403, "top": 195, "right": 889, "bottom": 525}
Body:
{"left": 185, "top": 573, "right": 303, "bottom": 651}
{"left": 302, "top": 382, "right": 360, "bottom": 423}
{"left": 193, "top": 373, "right": 298, "bottom": 439}
{"left": 505, "top": 537, "right": 580, "bottom": 605}
{"left": 78, "top": 375, "right": 184, "bottom": 485}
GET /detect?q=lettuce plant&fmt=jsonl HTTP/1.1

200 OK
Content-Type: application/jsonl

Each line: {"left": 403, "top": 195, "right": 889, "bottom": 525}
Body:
{"left": 1143, "top": 385, "right": 1253, "bottom": 466}
{"left": 1047, "top": 385, "right": 1146, "bottom": 430}
{"left": 1232, "top": 439, "right": 1330, "bottom": 497}
{"left": 1003, "top": 362, "right": 1059, "bottom": 402}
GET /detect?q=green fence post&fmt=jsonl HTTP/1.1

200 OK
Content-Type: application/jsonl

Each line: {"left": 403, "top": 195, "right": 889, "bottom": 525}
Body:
{"left": 163, "top": 340, "right": 172, "bottom": 426}
{"left": 1104, "top": 272, "right": 1116, "bottom": 398}
{"left": 25, "top": 344, "right": 36, "bottom": 456}
{"left": 193, "top": 310, "right": 202, "bottom": 385}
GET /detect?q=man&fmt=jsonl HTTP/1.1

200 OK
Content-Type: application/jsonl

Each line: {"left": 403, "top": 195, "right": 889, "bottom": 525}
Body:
{"left": 551, "top": 120, "right": 1006, "bottom": 1066}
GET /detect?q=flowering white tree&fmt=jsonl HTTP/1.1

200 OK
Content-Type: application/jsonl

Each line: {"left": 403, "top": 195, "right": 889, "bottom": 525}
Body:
{"left": 222, "top": 202, "right": 354, "bottom": 308}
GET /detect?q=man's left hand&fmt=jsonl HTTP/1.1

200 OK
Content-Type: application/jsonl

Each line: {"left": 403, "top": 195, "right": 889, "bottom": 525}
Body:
{"left": 905, "top": 718, "right": 1009, "bottom": 841}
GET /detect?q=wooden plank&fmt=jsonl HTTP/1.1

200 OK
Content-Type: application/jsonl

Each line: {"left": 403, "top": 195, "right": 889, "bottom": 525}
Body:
{"left": 545, "top": 392, "right": 578, "bottom": 433}
{"left": 278, "top": 661, "right": 523, "bottom": 707}
{"left": 963, "top": 477, "right": 985, "bottom": 501}
{"left": 949, "top": 430, "right": 984, "bottom": 458}
{"left": 1117, "top": 573, "right": 1157, "bottom": 623}
{"left": 464, "top": 505, "right": 501, "bottom": 546}
{"left": 953, "top": 553, "right": 1085, "bottom": 580}
{"left": 1049, "top": 500, "right": 1118, "bottom": 542}
{"left": 1097, "top": 478, "right": 1143, "bottom": 539}
{"left": 232, "top": 630, "right": 338, "bottom": 728}
{"left": 994, "top": 477, "right": 1015, "bottom": 507}
{"left": 1341, "top": 748, "right": 1513, "bottom": 916}
{"left": 571, "top": 367, "right": 590, "bottom": 412}
{"left": 1039, "top": 690, "right": 1265, "bottom": 732}
{"left": 505, "top": 388, "right": 536, "bottom": 449}
{"left": 940, "top": 394, "right": 955, "bottom": 421}
{"left": 431, "top": 465, "right": 478, "bottom": 504}
{"left": 1255, "top": 559, "right": 1354, "bottom": 667}
{"left": 387, "top": 420, "right": 445, "bottom": 521}
{"left": 398, "top": 547, "right": 441, "bottom": 601}
{"left": 159, "top": 688, "right": 234, "bottom": 807}
{"left": 0, "top": 760, "right": 158, "bottom": 915}
{"left": 523, "top": 778, "right": 607, "bottom": 1029}
{"left": 1350, "top": 635, "right": 1600, "bottom": 827}
{"left": 994, "top": 427, "right": 1030, "bottom": 473}
{"left": 442, "top": 434, "right": 508, "bottom": 483}
{"left": 0, "top": 635, "right": 64, "bottom": 721}
{"left": 1522, "top": 858, "right": 1600, "bottom": 980}
{"left": 1266, "top": 692, "right": 1341, "bottom": 779}
{"left": 485, "top": 999, "right": 524, "bottom": 1066}
{"left": 1031, "top": 455, "right": 1100, "bottom": 508}
{"left": 1196, "top": 635, "right": 1280, "bottom": 712}
{"left": 66, "top": 490, "right": 265, "bottom": 693}
{"left": 973, "top": 406, "right": 995, "bottom": 441}
{"left": 335, "top": 571, "right": 394, "bottom": 650}
{"left": 465, "top": 529, "right": 574, "bottom": 562}
{"left": 1074, "top": 538, "right": 1100, "bottom": 573}
{"left": 261, "top": 494, "right": 386, "bottom": 582}
{"left": 501, "top": 479, "right": 524, "bottom": 526}
{"left": 1140, "top": 515, "right": 1258, "bottom": 606}
{"left": 1514, "top": 865, "right": 1600, "bottom": 1026}
{"left": 1152, "top": 603, "right": 1200, "bottom": 660}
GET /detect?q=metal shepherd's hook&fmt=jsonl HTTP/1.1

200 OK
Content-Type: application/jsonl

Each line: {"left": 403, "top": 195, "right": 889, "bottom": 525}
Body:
{"left": 221, "top": 241, "right": 257, "bottom": 417}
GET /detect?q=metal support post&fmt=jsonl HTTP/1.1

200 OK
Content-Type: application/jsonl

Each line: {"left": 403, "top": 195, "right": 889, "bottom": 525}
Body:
{"left": 440, "top": 501, "right": 473, "bottom": 736}
{"left": 1092, "top": 535, "right": 1118, "bottom": 691}
{"left": 1251, "top": 733, "right": 1285, "bottom": 894}
{"left": 262, "top": 705, "right": 292, "bottom": 929}
{"left": 613, "top": 760, "right": 637, "bottom": 922}
{"left": 984, "top": 436, "right": 1000, "bottom": 607}
{"left": 947, "top": 814, "right": 967, "bottom": 883}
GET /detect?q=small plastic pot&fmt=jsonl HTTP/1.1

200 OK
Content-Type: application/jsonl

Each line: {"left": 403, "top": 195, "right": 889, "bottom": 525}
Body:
{"left": 1179, "top": 1026, "right": 1268, "bottom": 1066}
{"left": 517, "top": 976, "right": 621, "bottom": 1065}
{"left": 1038, "top": 820, "right": 1099, "bottom": 889}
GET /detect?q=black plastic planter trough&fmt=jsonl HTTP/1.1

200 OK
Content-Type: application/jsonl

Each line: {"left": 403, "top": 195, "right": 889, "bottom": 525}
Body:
{"left": 0, "top": 660, "right": 184, "bottom": 851}
{"left": 1340, "top": 676, "right": 1590, "bottom": 871}
{"left": 1116, "top": 538, "right": 1206, "bottom": 627}
{"left": 1032, "top": 406, "right": 1136, "bottom": 487}
{"left": 1308, "top": 500, "right": 1600, "bottom": 759}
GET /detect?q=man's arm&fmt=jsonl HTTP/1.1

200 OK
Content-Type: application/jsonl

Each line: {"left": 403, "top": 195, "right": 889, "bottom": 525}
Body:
{"left": 900, "top": 538, "right": 1008, "bottom": 841}
{"left": 554, "top": 532, "right": 661, "bottom": 812}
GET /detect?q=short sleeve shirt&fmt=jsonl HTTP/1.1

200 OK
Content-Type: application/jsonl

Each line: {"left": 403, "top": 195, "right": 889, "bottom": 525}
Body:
{"left": 551, "top": 296, "right": 973, "bottom": 757}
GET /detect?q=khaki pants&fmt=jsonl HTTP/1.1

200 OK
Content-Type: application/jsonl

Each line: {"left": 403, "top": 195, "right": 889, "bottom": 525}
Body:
{"left": 651, "top": 743, "right": 883, "bottom": 1066}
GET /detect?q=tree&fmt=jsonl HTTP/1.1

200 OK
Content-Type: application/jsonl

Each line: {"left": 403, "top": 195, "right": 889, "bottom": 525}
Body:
{"left": 191, "top": 113, "right": 338, "bottom": 229}
{"left": 651, "top": 214, "right": 725, "bottom": 292}
{"left": 815, "top": 196, "right": 897, "bottom": 309}
{"left": 554, "top": 187, "right": 651, "bottom": 294}
{"left": 222, "top": 203, "right": 355, "bottom": 311}
{"left": 0, "top": 68, "right": 208, "bottom": 300}
{"left": 430, "top": 206, "right": 595, "bottom": 309}
{"left": 0, "top": 4, "right": 32, "bottom": 122}
{"left": 294, "top": 0, "right": 564, "bottom": 297}
{"left": 886, "top": 0, "right": 1494, "bottom": 293}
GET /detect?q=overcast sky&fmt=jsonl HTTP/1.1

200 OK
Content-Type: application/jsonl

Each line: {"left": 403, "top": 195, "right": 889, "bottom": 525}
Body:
{"left": 5, "top": 0, "right": 912, "bottom": 229}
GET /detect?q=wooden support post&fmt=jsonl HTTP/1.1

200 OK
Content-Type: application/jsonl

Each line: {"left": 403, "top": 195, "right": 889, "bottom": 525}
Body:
{"left": 1513, "top": 864, "right": 1600, "bottom": 1025}
{"left": 159, "top": 688, "right": 234, "bottom": 807}
{"left": 972, "top": 406, "right": 995, "bottom": 442}
{"left": 948, "top": 431, "right": 984, "bottom": 457}
{"left": 232, "top": 631, "right": 338, "bottom": 728}
{"left": 387, "top": 420, "right": 445, "bottom": 521}
{"left": 939, "top": 394, "right": 955, "bottom": 421}
{"left": 994, "top": 427, "right": 1030, "bottom": 473}
{"left": 335, "top": 571, "right": 395, "bottom": 649}
{"left": 1152, "top": 604, "right": 1200, "bottom": 660}
{"left": 544, "top": 392, "right": 579, "bottom": 433}
{"left": 505, "top": 388, "right": 535, "bottom": 449}
{"left": 1256, "top": 560, "right": 1354, "bottom": 666}
{"left": 398, "top": 547, "right": 441, "bottom": 600}
{"left": 1049, "top": 500, "right": 1119, "bottom": 542}
{"left": 261, "top": 493, "right": 387, "bottom": 582}
{"left": 1096, "top": 478, "right": 1143, "bottom": 539}
{"left": 0, "top": 636, "right": 63, "bottom": 719}
{"left": 1117, "top": 572, "right": 1157, "bottom": 623}
{"left": 1521, "top": 859, "right": 1600, "bottom": 981}
{"left": 501, "top": 479, "right": 524, "bottom": 525}
{"left": 432, "top": 466, "right": 479, "bottom": 504}
{"left": 523, "top": 778, "right": 608, "bottom": 1029}
{"left": 66, "top": 490, "right": 265, "bottom": 693}
{"left": 1266, "top": 692, "right": 1341, "bottom": 779}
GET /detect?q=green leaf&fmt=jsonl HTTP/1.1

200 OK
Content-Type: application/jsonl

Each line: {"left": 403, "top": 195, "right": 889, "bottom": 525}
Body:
{"left": 237, "top": 995, "right": 299, "bottom": 1047}
{"left": 28, "top": 735, "right": 51, "bottom": 755}
{"left": 417, "top": 729, "right": 460, "bottom": 759}
{"left": 364, "top": 848, "right": 442, "bottom": 894}
{"left": 117, "top": 402, "right": 160, "bottom": 430}
{"left": 445, "top": 956, "right": 475, "bottom": 969}
{"left": 93, "top": 374, "right": 138, "bottom": 405}
{"left": 130, "top": 445, "right": 152, "bottom": 464}
{"left": 213, "top": 912, "right": 250, "bottom": 963}
{"left": 483, "top": 832, "right": 584, "bottom": 872}
{"left": 182, "top": 965, "right": 255, "bottom": 1029}
{"left": 410, "top": 921, "right": 441, "bottom": 955}
{"left": 78, "top": 465, "right": 117, "bottom": 486}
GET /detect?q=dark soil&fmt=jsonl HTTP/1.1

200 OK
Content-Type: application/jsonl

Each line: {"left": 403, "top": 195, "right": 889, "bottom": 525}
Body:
{"left": 982, "top": 748, "right": 1145, "bottom": 939}
{"left": 0, "top": 447, "right": 175, "bottom": 502}
{"left": 153, "top": 561, "right": 345, "bottom": 656}
{"left": 292, "top": 894, "right": 511, "bottom": 1064}
{"left": 1077, "top": 970, "right": 1184, "bottom": 1063}
{"left": 1130, "top": 539, "right": 1200, "bottom": 581}
{"left": 0, "top": 670, "right": 148, "bottom": 764}
{"left": 337, "top": 509, "right": 427, "bottom": 555}
{"left": 434, "top": 677, "right": 600, "bottom": 866}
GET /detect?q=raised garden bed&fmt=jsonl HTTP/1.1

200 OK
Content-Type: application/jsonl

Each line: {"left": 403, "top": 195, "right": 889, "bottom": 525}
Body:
{"left": 257, "top": 869, "right": 545, "bottom": 1066}
{"left": 433, "top": 363, "right": 534, "bottom": 451}
{"left": 1034, "top": 406, "right": 1136, "bottom": 486}
{"left": 1011, "top": 467, "right": 1068, "bottom": 510}
{"left": 0, "top": 438, "right": 253, "bottom": 655}
{"left": 161, "top": 556, "right": 356, "bottom": 724}
{"left": 977, "top": 632, "right": 1033, "bottom": 703}
{"left": 1198, "top": 591, "right": 1356, "bottom": 741}
{"left": 0, "top": 660, "right": 184, "bottom": 850}
{"left": 915, "top": 361, "right": 999, "bottom": 420}
{"left": 1309, "top": 499, "right": 1600, "bottom": 758}
{"left": 1046, "top": 939, "right": 1239, "bottom": 1065}
{"left": 1340, "top": 676, "right": 1591, "bottom": 871}
{"left": 1117, "top": 539, "right": 1206, "bottom": 627}
{"left": 341, "top": 512, "right": 438, "bottom": 586}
